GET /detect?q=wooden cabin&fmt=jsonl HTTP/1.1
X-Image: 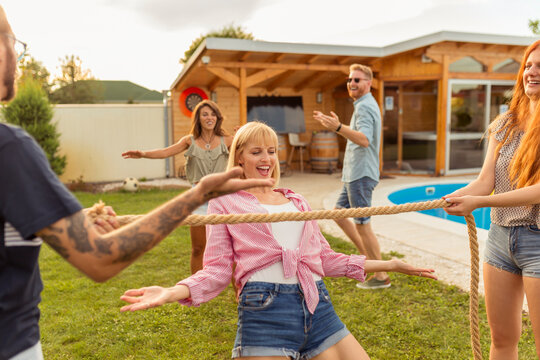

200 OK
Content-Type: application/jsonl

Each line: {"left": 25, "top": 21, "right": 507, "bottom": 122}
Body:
{"left": 169, "top": 31, "right": 538, "bottom": 177}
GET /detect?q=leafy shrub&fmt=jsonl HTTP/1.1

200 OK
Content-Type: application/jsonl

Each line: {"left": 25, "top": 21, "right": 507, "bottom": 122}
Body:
{"left": 2, "top": 78, "right": 66, "bottom": 175}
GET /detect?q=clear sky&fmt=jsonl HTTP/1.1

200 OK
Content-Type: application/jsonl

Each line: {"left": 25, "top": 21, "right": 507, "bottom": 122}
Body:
{"left": 3, "top": 0, "right": 539, "bottom": 92}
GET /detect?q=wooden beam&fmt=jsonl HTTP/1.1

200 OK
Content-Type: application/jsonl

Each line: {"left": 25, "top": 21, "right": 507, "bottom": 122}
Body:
{"left": 321, "top": 75, "right": 347, "bottom": 92}
{"left": 435, "top": 55, "right": 449, "bottom": 176}
{"left": 246, "top": 69, "right": 288, "bottom": 88}
{"left": 266, "top": 70, "right": 295, "bottom": 91}
{"left": 397, "top": 85, "right": 403, "bottom": 170}
{"left": 376, "top": 80, "right": 384, "bottom": 173}
{"left": 239, "top": 68, "right": 247, "bottom": 125}
{"left": 208, "top": 76, "right": 221, "bottom": 92}
{"left": 380, "top": 75, "right": 442, "bottom": 82}
{"left": 239, "top": 51, "right": 252, "bottom": 61}
{"left": 268, "top": 53, "right": 286, "bottom": 62}
{"left": 449, "top": 72, "right": 516, "bottom": 80}
{"left": 206, "top": 61, "right": 349, "bottom": 72}
{"left": 306, "top": 55, "right": 321, "bottom": 64}
{"left": 294, "top": 72, "right": 325, "bottom": 92}
{"left": 206, "top": 67, "right": 240, "bottom": 88}
{"left": 426, "top": 43, "right": 526, "bottom": 60}
{"left": 336, "top": 56, "right": 352, "bottom": 65}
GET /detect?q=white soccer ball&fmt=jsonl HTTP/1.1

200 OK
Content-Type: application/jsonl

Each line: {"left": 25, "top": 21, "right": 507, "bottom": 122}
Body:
{"left": 122, "top": 177, "right": 139, "bottom": 192}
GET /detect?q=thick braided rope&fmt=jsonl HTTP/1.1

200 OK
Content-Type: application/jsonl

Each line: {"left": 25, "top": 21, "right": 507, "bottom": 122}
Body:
{"left": 465, "top": 214, "right": 482, "bottom": 360}
{"left": 112, "top": 199, "right": 449, "bottom": 226}
{"left": 89, "top": 199, "right": 482, "bottom": 359}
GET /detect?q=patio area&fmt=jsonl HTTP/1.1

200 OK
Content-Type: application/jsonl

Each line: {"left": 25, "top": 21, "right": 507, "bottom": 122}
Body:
{"left": 279, "top": 171, "right": 517, "bottom": 307}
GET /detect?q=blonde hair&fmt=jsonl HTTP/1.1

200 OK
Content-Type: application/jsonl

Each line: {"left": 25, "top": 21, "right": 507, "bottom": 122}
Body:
{"left": 493, "top": 40, "right": 540, "bottom": 188}
{"left": 349, "top": 63, "right": 373, "bottom": 80}
{"left": 227, "top": 121, "right": 280, "bottom": 186}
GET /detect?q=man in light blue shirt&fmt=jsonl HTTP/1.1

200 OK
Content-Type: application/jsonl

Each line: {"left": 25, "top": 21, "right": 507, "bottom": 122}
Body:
{"left": 313, "top": 64, "right": 389, "bottom": 289}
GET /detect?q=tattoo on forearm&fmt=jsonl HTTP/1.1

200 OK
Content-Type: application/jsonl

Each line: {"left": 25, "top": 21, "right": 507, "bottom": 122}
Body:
{"left": 42, "top": 233, "right": 70, "bottom": 259}
{"left": 95, "top": 238, "right": 113, "bottom": 255}
{"left": 156, "top": 197, "right": 197, "bottom": 233}
{"left": 115, "top": 231, "right": 154, "bottom": 263}
{"left": 67, "top": 212, "right": 93, "bottom": 253}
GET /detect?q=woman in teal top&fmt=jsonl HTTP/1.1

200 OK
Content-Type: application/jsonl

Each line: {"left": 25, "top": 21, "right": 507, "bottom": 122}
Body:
{"left": 122, "top": 100, "right": 232, "bottom": 273}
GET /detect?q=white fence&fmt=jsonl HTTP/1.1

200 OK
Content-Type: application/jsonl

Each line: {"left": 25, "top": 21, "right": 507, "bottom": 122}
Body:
{"left": 54, "top": 104, "right": 171, "bottom": 183}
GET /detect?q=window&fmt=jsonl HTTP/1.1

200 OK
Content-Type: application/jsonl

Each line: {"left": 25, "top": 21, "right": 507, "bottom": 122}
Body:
{"left": 247, "top": 96, "right": 305, "bottom": 134}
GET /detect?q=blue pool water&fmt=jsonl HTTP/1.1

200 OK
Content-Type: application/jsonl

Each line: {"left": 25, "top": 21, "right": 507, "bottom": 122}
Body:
{"left": 388, "top": 183, "right": 491, "bottom": 230}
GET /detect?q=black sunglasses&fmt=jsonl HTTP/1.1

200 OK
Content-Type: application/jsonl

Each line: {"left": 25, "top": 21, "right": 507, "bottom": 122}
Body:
{"left": 347, "top": 77, "right": 369, "bottom": 84}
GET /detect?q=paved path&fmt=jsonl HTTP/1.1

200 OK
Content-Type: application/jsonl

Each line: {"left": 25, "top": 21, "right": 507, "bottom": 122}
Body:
{"left": 280, "top": 172, "right": 484, "bottom": 289}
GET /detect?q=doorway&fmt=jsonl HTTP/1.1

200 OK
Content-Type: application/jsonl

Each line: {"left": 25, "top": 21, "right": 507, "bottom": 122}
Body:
{"left": 382, "top": 81, "right": 438, "bottom": 174}
{"left": 446, "top": 80, "right": 513, "bottom": 174}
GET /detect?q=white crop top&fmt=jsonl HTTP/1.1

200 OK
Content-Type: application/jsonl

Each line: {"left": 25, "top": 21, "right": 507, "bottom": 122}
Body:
{"left": 248, "top": 201, "right": 322, "bottom": 284}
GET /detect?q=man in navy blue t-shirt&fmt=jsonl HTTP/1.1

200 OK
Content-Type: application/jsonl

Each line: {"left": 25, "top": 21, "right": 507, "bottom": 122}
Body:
{"left": 0, "top": 7, "right": 273, "bottom": 359}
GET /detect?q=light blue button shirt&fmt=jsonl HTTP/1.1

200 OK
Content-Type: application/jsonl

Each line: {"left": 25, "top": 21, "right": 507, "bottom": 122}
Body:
{"left": 341, "top": 92, "right": 381, "bottom": 183}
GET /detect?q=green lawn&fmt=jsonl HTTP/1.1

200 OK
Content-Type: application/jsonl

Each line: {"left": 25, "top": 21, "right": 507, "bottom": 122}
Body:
{"left": 38, "top": 189, "right": 536, "bottom": 359}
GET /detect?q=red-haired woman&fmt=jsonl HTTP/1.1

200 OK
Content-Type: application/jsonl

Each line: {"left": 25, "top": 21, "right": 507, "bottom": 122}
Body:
{"left": 444, "top": 40, "right": 540, "bottom": 359}
{"left": 123, "top": 100, "right": 233, "bottom": 274}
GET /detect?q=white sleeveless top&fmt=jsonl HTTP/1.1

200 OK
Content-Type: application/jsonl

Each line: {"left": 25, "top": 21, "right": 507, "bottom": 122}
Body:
{"left": 248, "top": 201, "right": 322, "bottom": 284}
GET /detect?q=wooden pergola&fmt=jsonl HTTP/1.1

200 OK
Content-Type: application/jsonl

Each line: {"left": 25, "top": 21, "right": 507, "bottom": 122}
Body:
{"left": 169, "top": 32, "right": 538, "bottom": 176}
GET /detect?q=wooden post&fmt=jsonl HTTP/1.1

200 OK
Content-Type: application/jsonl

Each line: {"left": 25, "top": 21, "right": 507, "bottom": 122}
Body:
{"left": 397, "top": 85, "right": 403, "bottom": 170}
{"left": 376, "top": 80, "right": 384, "bottom": 174}
{"left": 239, "top": 68, "right": 247, "bottom": 125}
{"left": 435, "top": 55, "right": 449, "bottom": 176}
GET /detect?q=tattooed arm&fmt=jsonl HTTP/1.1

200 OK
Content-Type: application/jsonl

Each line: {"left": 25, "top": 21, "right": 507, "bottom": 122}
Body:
{"left": 36, "top": 167, "right": 274, "bottom": 282}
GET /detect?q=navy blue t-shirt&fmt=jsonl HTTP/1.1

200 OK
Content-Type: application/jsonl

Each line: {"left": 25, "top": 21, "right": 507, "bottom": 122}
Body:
{"left": 0, "top": 123, "right": 82, "bottom": 359}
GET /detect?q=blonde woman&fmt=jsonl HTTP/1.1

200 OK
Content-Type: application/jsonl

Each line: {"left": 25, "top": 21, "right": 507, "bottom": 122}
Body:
{"left": 120, "top": 122, "right": 437, "bottom": 360}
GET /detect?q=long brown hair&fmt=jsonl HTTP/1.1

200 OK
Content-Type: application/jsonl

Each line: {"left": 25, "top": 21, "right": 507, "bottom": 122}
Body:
{"left": 189, "top": 100, "right": 227, "bottom": 138}
{"left": 493, "top": 40, "right": 540, "bottom": 188}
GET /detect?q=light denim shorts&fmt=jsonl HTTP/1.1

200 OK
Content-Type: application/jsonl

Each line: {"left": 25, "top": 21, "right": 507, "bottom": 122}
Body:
{"left": 335, "top": 177, "right": 378, "bottom": 224}
{"left": 485, "top": 223, "right": 540, "bottom": 278}
{"left": 192, "top": 201, "right": 208, "bottom": 215}
{"left": 232, "top": 281, "right": 349, "bottom": 359}
{"left": 190, "top": 185, "right": 209, "bottom": 215}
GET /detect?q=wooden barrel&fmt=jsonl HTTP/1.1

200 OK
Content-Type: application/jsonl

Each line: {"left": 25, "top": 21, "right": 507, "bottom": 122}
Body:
{"left": 310, "top": 131, "right": 339, "bottom": 173}
{"left": 277, "top": 134, "right": 288, "bottom": 174}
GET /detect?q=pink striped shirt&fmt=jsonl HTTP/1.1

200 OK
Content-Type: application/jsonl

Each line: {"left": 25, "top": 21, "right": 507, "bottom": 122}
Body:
{"left": 177, "top": 188, "right": 366, "bottom": 314}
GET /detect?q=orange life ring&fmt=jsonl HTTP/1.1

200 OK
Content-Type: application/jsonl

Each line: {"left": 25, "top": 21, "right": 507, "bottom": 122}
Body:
{"left": 179, "top": 87, "right": 208, "bottom": 117}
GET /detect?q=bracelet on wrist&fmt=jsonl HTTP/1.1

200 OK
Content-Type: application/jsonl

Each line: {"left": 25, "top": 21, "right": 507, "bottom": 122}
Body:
{"left": 335, "top": 123, "right": 342, "bottom": 132}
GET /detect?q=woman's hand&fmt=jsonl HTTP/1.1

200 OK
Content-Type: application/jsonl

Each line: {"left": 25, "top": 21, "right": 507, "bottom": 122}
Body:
{"left": 122, "top": 150, "right": 145, "bottom": 159}
{"left": 120, "top": 285, "right": 189, "bottom": 312}
{"left": 443, "top": 195, "right": 480, "bottom": 216}
{"left": 390, "top": 259, "right": 437, "bottom": 280}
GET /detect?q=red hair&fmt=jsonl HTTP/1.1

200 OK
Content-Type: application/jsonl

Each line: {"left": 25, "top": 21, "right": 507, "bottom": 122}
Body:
{"left": 493, "top": 40, "right": 540, "bottom": 188}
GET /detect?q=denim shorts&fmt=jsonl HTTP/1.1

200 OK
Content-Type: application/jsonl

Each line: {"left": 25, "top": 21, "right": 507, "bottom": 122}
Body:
{"left": 232, "top": 281, "right": 350, "bottom": 359}
{"left": 192, "top": 201, "right": 208, "bottom": 215}
{"left": 335, "top": 177, "right": 378, "bottom": 224}
{"left": 485, "top": 223, "right": 540, "bottom": 278}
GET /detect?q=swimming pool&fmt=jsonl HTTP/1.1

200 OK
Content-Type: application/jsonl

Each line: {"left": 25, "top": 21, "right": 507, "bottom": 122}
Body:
{"left": 388, "top": 183, "right": 491, "bottom": 230}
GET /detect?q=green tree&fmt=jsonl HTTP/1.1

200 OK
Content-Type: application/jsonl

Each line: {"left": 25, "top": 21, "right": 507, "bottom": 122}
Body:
{"left": 530, "top": 19, "right": 540, "bottom": 35}
{"left": 50, "top": 55, "right": 102, "bottom": 104}
{"left": 18, "top": 56, "right": 52, "bottom": 95}
{"left": 181, "top": 24, "right": 254, "bottom": 63}
{"left": 2, "top": 78, "right": 67, "bottom": 175}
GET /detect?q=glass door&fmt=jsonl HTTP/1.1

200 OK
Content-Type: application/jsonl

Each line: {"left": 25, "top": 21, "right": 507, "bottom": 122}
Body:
{"left": 383, "top": 81, "right": 437, "bottom": 174}
{"left": 446, "top": 80, "right": 513, "bottom": 174}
